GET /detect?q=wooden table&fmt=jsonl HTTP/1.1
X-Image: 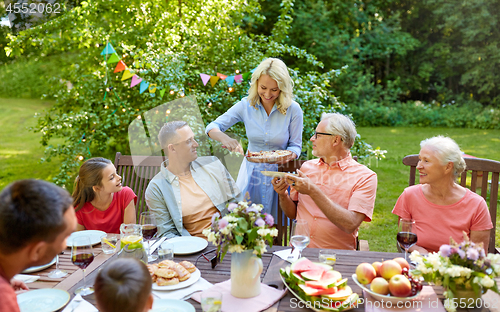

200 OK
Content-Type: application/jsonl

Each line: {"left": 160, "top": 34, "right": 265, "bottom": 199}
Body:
{"left": 20, "top": 244, "right": 500, "bottom": 311}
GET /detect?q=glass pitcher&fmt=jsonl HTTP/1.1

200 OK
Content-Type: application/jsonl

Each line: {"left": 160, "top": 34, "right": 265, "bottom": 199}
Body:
{"left": 119, "top": 224, "right": 147, "bottom": 261}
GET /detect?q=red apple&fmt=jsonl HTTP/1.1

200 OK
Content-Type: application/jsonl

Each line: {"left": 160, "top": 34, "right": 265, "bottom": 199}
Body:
{"left": 380, "top": 260, "right": 402, "bottom": 280}
{"left": 389, "top": 274, "right": 412, "bottom": 297}
{"left": 393, "top": 257, "right": 410, "bottom": 270}
{"left": 355, "top": 263, "right": 377, "bottom": 284}
{"left": 372, "top": 261, "right": 383, "bottom": 277}
{"left": 370, "top": 277, "right": 390, "bottom": 295}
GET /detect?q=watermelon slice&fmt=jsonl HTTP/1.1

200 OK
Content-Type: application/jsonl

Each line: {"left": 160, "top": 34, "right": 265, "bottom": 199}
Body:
{"left": 322, "top": 286, "right": 353, "bottom": 302}
{"left": 299, "top": 284, "right": 339, "bottom": 296}
{"left": 290, "top": 257, "right": 317, "bottom": 273}
{"left": 301, "top": 269, "right": 325, "bottom": 281}
{"left": 304, "top": 270, "right": 342, "bottom": 289}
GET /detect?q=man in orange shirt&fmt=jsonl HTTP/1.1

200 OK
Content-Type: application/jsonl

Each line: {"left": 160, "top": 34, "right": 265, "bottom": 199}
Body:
{"left": 272, "top": 113, "right": 377, "bottom": 250}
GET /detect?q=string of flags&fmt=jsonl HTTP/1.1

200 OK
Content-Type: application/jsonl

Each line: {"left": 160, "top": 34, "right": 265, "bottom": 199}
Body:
{"left": 100, "top": 42, "right": 256, "bottom": 98}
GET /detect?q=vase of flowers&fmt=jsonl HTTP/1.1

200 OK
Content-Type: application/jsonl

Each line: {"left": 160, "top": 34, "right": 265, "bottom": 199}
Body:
{"left": 410, "top": 232, "right": 500, "bottom": 312}
{"left": 203, "top": 200, "right": 278, "bottom": 298}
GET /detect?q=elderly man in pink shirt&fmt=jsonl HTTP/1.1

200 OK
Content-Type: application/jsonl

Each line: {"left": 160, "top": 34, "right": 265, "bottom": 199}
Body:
{"left": 272, "top": 113, "right": 377, "bottom": 250}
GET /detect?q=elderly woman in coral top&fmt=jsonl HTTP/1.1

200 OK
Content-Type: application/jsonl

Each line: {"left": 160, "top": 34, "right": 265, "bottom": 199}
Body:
{"left": 392, "top": 136, "right": 492, "bottom": 254}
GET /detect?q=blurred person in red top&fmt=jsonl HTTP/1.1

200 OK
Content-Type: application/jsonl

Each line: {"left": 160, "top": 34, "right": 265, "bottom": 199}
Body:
{"left": 0, "top": 180, "right": 77, "bottom": 312}
{"left": 73, "top": 158, "right": 137, "bottom": 234}
{"left": 272, "top": 113, "right": 377, "bottom": 250}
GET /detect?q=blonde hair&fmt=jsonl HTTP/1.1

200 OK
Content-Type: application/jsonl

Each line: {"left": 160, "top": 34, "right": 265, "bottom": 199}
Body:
{"left": 247, "top": 58, "right": 294, "bottom": 114}
{"left": 420, "top": 136, "right": 466, "bottom": 178}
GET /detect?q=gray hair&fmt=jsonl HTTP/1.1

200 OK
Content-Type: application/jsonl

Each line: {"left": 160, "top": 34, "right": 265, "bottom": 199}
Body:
{"left": 158, "top": 121, "right": 188, "bottom": 150}
{"left": 321, "top": 113, "right": 357, "bottom": 149}
{"left": 420, "top": 135, "right": 466, "bottom": 178}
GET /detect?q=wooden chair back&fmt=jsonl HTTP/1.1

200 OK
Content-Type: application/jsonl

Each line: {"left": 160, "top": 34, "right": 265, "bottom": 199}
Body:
{"left": 402, "top": 155, "right": 500, "bottom": 254}
{"left": 114, "top": 152, "right": 166, "bottom": 220}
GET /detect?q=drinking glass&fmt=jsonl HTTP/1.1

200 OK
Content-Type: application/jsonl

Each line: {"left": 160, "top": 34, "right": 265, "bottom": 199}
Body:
{"left": 158, "top": 244, "right": 174, "bottom": 261}
{"left": 47, "top": 254, "right": 67, "bottom": 278}
{"left": 100, "top": 234, "right": 119, "bottom": 254}
{"left": 318, "top": 250, "right": 336, "bottom": 266}
{"left": 140, "top": 212, "right": 158, "bottom": 262}
{"left": 397, "top": 218, "right": 417, "bottom": 261}
{"left": 290, "top": 220, "right": 310, "bottom": 258}
{"left": 201, "top": 291, "right": 222, "bottom": 312}
{"left": 71, "top": 236, "right": 94, "bottom": 296}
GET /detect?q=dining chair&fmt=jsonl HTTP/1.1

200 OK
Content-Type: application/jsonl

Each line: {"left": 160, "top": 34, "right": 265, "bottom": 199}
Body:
{"left": 402, "top": 154, "right": 500, "bottom": 254}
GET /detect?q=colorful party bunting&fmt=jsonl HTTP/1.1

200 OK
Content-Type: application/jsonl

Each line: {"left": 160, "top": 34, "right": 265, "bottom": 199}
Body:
{"left": 210, "top": 76, "right": 220, "bottom": 87}
{"left": 130, "top": 75, "right": 142, "bottom": 88}
{"left": 250, "top": 67, "right": 257, "bottom": 73}
{"left": 217, "top": 73, "right": 227, "bottom": 80}
{"left": 114, "top": 61, "right": 127, "bottom": 73}
{"left": 107, "top": 53, "right": 120, "bottom": 64}
{"left": 121, "top": 70, "right": 134, "bottom": 81}
{"left": 226, "top": 76, "right": 235, "bottom": 87}
{"left": 140, "top": 81, "right": 149, "bottom": 94}
{"left": 200, "top": 74, "right": 211, "bottom": 86}
{"left": 100, "top": 43, "right": 116, "bottom": 55}
{"left": 149, "top": 83, "right": 157, "bottom": 93}
{"left": 242, "top": 72, "right": 251, "bottom": 80}
{"left": 234, "top": 74, "right": 243, "bottom": 84}
{"left": 160, "top": 89, "right": 166, "bottom": 98}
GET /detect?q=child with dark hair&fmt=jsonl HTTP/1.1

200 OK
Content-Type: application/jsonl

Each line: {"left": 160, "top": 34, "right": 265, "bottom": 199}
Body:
{"left": 95, "top": 258, "right": 153, "bottom": 312}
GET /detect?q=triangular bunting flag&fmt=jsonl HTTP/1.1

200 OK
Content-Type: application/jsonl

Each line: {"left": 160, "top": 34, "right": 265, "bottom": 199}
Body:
{"left": 242, "top": 72, "right": 251, "bottom": 80}
{"left": 226, "top": 76, "right": 235, "bottom": 87}
{"left": 114, "top": 61, "right": 127, "bottom": 73}
{"left": 149, "top": 83, "right": 157, "bottom": 93}
{"left": 107, "top": 53, "right": 120, "bottom": 64}
{"left": 139, "top": 81, "right": 149, "bottom": 94}
{"left": 100, "top": 43, "right": 116, "bottom": 55}
{"left": 130, "top": 75, "right": 142, "bottom": 88}
{"left": 234, "top": 74, "right": 243, "bottom": 84}
{"left": 160, "top": 89, "right": 166, "bottom": 98}
{"left": 210, "top": 76, "right": 220, "bottom": 87}
{"left": 121, "top": 70, "right": 134, "bottom": 81}
{"left": 200, "top": 73, "right": 211, "bottom": 86}
{"left": 250, "top": 67, "right": 257, "bottom": 73}
{"left": 217, "top": 73, "right": 228, "bottom": 80}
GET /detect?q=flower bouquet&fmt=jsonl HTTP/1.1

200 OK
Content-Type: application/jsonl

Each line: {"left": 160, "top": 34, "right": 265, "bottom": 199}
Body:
{"left": 410, "top": 232, "right": 500, "bottom": 311}
{"left": 202, "top": 200, "right": 278, "bottom": 261}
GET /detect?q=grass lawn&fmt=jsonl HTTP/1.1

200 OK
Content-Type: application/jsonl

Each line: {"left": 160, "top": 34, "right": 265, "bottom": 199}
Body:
{"left": 357, "top": 127, "right": 500, "bottom": 252}
{"left": 0, "top": 98, "right": 62, "bottom": 190}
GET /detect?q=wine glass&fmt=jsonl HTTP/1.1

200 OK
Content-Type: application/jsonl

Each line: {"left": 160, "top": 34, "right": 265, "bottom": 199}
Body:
{"left": 47, "top": 254, "right": 67, "bottom": 278}
{"left": 71, "top": 236, "right": 94, "bottom": 296}
{"left": 290, "top": 220, "right": 310, "bottom": 259}
{"left": 397, "top": 218, "right": 417, "bottom": 261}
{"left": 140, "top": 212, "right": 158, "bottom": 262}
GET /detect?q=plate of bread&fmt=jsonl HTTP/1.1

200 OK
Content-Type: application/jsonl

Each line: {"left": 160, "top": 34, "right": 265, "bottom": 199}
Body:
{"left": 148, "top": 260, "right": 201, "bottom": 290}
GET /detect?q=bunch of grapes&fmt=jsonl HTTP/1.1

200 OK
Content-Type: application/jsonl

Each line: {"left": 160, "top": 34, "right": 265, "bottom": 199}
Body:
{"left": 402, "top": 267, "right": 423, "bottom": 296}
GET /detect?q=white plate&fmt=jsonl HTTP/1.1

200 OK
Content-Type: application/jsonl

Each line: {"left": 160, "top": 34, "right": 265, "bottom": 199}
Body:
{"left": 161, "top": 237, "right": 208, "bottom": 255}
{"left": 151, "top": 299, "right": 195, "bottom": 312}
{"left": 67, "top": 230, "right": 106, "bottom": 246}
{"left": 22, "top": 257, "right": 57, "bottom": 273}
{"left": 260, "top": 171, "right": 297, "bottom": 178}
{"left": 152, "top": 268, "right": 201, "bottom": 291}
{"left": 280, "top": 274, "right": 357, "bottom": 312}
{"left": 17, "top": 288, "right": 70, "bottom": 312}
{"left": 352, "top": 274, "right": 420, "bottom": 304}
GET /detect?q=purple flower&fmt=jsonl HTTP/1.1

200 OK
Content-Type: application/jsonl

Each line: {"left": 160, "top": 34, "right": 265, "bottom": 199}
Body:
{"left": 211, "top": 212, "right": 220, "bottom": 225}
{"left": 440, "top": 245, "right": 452, "bottom": 257}
{"left": 264, "top": 213, "right": 274, "bottom": 226}
{"left": 450, "top": 247, "right": 459, "bottom": 255}
{"left": 246, "top": 205, "right": 260, "bottom": 214}
{"left": 255, "top": 218, "right": 265, "bottom": 227}
{"left": 228, "top": 202, "right": 238, "bottom": 212}
{"left": 467, "top": 248, "right": 479, "bottom": 261}
{"left": 457, "top": 249, "right": 466, "bottom": 259}
{"left": 219, "top": 218, "right": 229, "bottom": 229}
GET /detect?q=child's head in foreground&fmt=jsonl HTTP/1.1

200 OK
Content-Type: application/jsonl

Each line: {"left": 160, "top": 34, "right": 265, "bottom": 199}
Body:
{"left": 95, "top": 258, "right": 153, "bottom": 312}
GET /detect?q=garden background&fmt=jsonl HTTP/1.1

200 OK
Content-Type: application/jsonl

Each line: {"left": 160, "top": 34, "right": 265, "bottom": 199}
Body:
{"left": 1, "top": 0, "right": 499, "bottom": 252}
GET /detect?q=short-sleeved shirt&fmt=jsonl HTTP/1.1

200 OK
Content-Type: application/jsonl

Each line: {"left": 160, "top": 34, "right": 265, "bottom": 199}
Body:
{"left": 0, "top": 264, "right": 20, "bottom": 312}
{"left": 75, "top": 187, "right": 137, "bottom": 234}
{"left": 392, "top": 184, "right": 493, "bottom": 253}
{"left": 290, "top": 155, "right": 377, "bottom": 250}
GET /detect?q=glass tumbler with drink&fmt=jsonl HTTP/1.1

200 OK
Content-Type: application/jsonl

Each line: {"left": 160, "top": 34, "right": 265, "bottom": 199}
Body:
{"left": 101, "top": 234, "right": 119, "bottom": 254}
{"left": 318, "top": 250, "right": 336, "bottom": 266}
{"left": 140, "top": 212, "right": 158, "bottom": 262}
{"left": 71, "top": 236, "right": 95, "bottom": 296}
{"left": 201, "top": 291, "right": 222, "bottom": 312}
{"left": 397, "top": 218, "right": 417, "bottom": 261}
{"left": 290, "top": 219, "right": 310, "bottom": 258}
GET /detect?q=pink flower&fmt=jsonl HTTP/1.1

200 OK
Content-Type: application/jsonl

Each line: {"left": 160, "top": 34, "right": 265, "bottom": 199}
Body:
{"left": 211, "top": 212, "right": 220, "bottom": 225}
{"left": 264, "top": 213, "right": 274, "bottom": 226}
{"left": 228, "top": 202, "right": 238, "bottom": 212}
{"left": 255, "top": 218, "right": 265, "bottom": 227}
{"left": 467, "top": 248, "right": 479, "bottom": 261}
{"left": 219, "top": 218, "right": 229, "bottom": 229}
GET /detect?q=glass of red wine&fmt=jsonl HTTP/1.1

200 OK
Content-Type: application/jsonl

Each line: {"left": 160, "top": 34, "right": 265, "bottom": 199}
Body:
{"left": 397, "top": 218, "right": 417, "bottom": 261}
{"left": 140, "top": 212, "right": 158, "bottom": 262}
{"left": 71, "top": 236, "right": 94, "bottom": 296}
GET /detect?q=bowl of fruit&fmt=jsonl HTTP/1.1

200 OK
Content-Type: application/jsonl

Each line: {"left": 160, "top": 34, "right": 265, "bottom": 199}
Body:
{"left": 352, "top": 257, "right": 423, "bottom": 304}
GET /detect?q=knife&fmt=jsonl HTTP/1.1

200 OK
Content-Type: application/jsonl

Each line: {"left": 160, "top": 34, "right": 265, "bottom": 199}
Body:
{"left": 150, "top": 237, "right": 167, "bottom": 254}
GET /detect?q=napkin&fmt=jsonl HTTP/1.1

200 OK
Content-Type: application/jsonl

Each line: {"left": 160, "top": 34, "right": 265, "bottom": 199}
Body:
{"left": 273, "top": 248, "right": 300, "bottom": 263}
{"left": 153, "top": 277, "right": 213, "bottom": 300}
{"left": 13, "top": 274, "right": 40, "bottom": 284}
{"left": 61, "top": 294, "right": 98, "bottom": 312}
{"left": 192, "top": 280, "right": 286, "bottom": 312}
{"left": 363, "top": 286, "right": 445, "bottom": 312}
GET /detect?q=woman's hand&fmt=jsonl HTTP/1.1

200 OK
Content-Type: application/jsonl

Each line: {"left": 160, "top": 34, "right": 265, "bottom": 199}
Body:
{"left": 222, "top": 137, "right": 244, "bottom": 154}
{"left": 272, "top": 177, "right": 289, "bottom": 195}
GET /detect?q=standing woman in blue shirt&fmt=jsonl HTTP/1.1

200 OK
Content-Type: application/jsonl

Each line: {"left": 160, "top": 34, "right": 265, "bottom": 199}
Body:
{"left": 205, "top": 58, "right": 303, "bottom": 219}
